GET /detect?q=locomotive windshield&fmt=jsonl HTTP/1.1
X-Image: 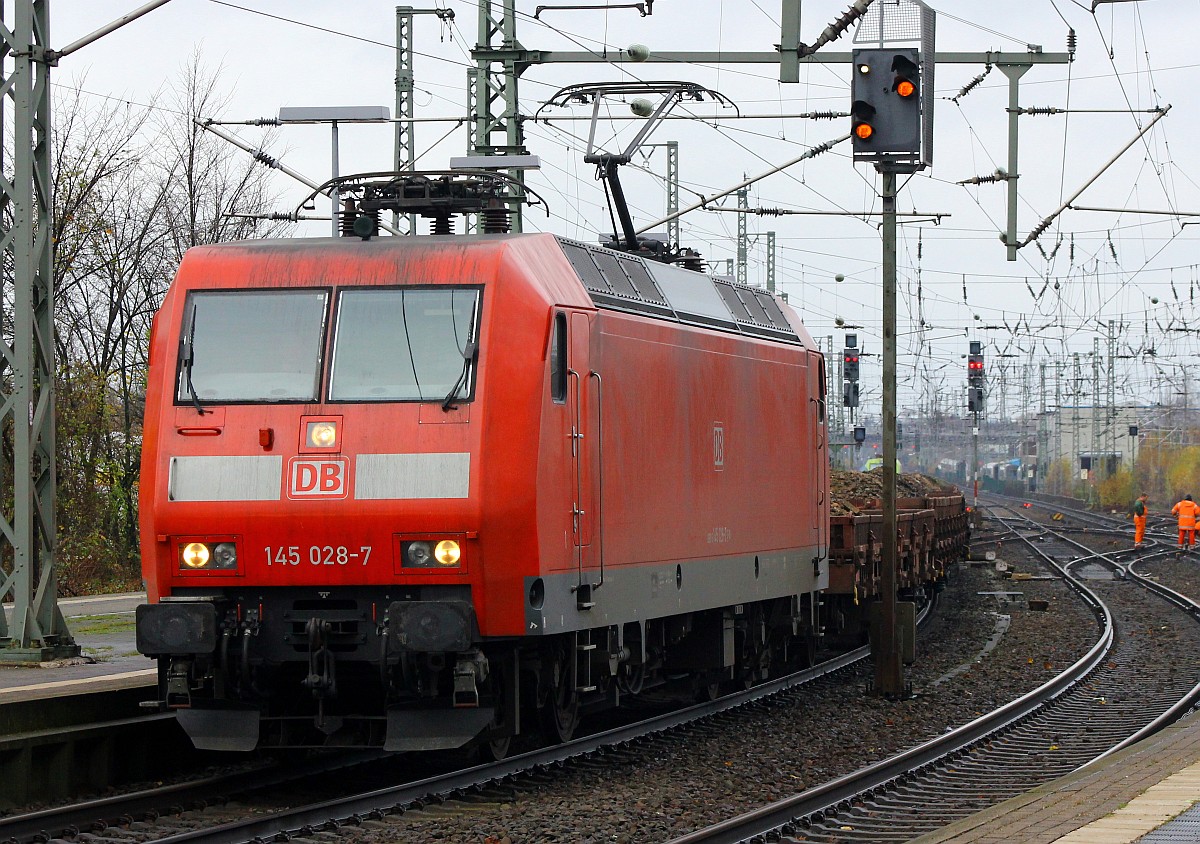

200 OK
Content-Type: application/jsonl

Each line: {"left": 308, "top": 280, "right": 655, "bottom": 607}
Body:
{"left": 329, "top": 287, "right": 480, "bottom": 402}
{"left": 177, "top": 290, "right": 328, "bottom": 404}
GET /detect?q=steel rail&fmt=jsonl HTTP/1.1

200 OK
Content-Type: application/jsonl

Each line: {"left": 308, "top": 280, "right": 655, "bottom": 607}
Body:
{"left": 0, "top": 750, "right": 385, "bottom": 844}
{"left": 664, "top": 508, "right": 1114, "bottom": 844}
{"left": 148, "top": 642, "right": 876, "bottom": 844}
{"left": 7, "top": 606, "right": 944, "bottom": 844}
{"left": 1040, "top": 526, "right": 1200, "bottom": 767}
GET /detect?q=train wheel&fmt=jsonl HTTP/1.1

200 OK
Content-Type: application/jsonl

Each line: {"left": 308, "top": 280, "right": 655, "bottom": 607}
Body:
{"left": 800, "top": 633, "right": 818, "bottom": 668}
{"left": 541, "top": 644, "right": 579, "bottom": 743}
{"left": 696, "top": 674, "right": 722, "bottom": 702}
{"left": 737, "top": 612, "right": 771, "bottom": 689}
{"left": 481, "top": 661, "right": 513, "bottom": 761}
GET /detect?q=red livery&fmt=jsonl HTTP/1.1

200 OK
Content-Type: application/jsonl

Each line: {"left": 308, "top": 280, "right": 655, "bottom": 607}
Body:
{"left": 137, "top": 231, "right": 829, "bottom": 752}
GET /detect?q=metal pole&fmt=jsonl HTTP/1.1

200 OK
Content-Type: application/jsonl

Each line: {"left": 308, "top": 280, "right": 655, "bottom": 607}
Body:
{"left": 876, "top": 168, "right": 902, "bottom": 697}
{"left": 330, "top": 121, "right": 340, "bottom": 237}
{"left": 766, "top": 231, "right": 776, "bottom": 292}
{"left": 395, "top": 7, "right": 413, "bottom": 233}
{"left": 394, "top": 7, "right": 451, "bottom": 234}
{"left": 1108, "top": 320, "right": 1116, "bottom": 474}
{"left": 470, "top": 0, "right": 527, "bottom": 232}
{"left": 736, "top": 185, "right": 748, "bottom": 285}
{"left": 1039, "top": 362, "right": 1047, "bottom": 492}
{"left": 999, "top": 64, "right": 1029, "bottom": 262}
{"left": 0, "top": 0, "right": 78, "bottom": 661}
{"left": 1092, "top": 338, "right": 1100, "bottom": 493}
{"left": 972, "top": 412, "right": 979, "bottom": 512}
{"left": 1080, "top": 350, "right": 1089, "bottom": 494}
{"left": 666, "top": 140, "right": 679, "bottom": 249}
{"left": 53, "top": 0, "right": 174, "bottom": 58}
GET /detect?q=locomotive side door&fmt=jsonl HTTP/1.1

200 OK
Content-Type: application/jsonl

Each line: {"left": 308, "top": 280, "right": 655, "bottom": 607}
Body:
{"left": 567, "top": 312, "right": 600, "bottom": 600}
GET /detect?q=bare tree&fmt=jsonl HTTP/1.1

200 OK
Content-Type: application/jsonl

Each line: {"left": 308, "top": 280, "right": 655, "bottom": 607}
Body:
{"left": 154, "top": 52, "right": 290, "bottom": 262}
{"left": 51, "top": 60, "right": 291, "bottom": 592}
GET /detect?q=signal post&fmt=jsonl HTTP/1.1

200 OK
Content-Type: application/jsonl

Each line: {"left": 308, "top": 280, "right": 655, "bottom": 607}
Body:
{"left": 848, "top": 3, "right": 933, "bottom": 699}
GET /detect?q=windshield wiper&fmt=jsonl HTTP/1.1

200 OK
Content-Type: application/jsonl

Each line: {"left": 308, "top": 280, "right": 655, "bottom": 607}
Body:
{"left": 442, "top": 294, "right": 480, "bottom": 412}
{"left": 180, "top": 309, "right": 207, "bottom": 416}
{"left": 442, "top": 340, "right": 477, "bottom": 411}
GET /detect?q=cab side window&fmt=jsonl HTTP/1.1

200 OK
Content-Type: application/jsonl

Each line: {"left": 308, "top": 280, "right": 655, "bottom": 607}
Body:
{"left": 551, "top": 313, "right": 567, "bottom": 403}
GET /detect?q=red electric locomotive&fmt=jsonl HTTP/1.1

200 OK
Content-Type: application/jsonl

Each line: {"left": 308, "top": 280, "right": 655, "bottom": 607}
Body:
{"left": 136, "top": 173, "right": 829, "bottom": 752}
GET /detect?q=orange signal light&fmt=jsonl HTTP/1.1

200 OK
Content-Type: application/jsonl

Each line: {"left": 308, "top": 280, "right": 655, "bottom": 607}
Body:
{"left": 854, "top": 123, "right": 875, "bottom": 141}
{"left": 895, "top": 78, "right": 916, "bottom": 98}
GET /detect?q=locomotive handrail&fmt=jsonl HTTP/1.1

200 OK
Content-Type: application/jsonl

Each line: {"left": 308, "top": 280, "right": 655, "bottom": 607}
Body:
{"left": 812, "top": 396, "right": 826, "bottom": 509}
{"left": 568, "top": 368, "right": 585, "bottom": 593}
{"left": 590, "top": 370, "right": 605, "bottom": 592}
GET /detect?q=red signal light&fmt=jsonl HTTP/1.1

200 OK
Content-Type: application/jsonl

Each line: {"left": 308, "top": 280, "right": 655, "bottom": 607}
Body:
{"left": 968, "top": 360, "right": 983, "bottom": 371}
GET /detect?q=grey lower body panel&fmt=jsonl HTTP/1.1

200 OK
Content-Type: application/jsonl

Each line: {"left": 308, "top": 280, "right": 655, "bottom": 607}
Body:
{"left": 526, "top": 545, "right": 825, "bottom": 635}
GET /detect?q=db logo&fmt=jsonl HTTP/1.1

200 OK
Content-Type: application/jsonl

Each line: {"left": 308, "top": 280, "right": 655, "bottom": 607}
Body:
{"left": 287, "top": 457, "right": 349, "bottom": 499}
{"left": 713, "top": 422, "right": 725, "bottom": 472}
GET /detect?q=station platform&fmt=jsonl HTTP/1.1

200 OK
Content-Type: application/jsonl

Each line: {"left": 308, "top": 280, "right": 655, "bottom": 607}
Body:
{"left": 910, "top": 706, "right": 1200, "bottom": 844}
{"left": 0, "top": 591, "right": 154, "bottom": 706}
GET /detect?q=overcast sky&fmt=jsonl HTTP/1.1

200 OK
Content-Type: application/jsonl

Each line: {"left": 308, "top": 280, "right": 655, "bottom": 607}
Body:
{"left": 55, "top": 0, "right": 1200, "bottom": 418}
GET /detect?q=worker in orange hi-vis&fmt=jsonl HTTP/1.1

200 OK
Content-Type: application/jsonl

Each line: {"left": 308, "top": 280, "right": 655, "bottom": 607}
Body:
{"left": 1171, "top": 494, "right": 1200, "bottom": 555}
{"left": 1133, "top": 493, "right": 1149, "bottom": 548}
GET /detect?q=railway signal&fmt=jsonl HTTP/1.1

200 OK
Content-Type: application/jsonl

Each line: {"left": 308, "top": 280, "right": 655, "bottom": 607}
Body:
{"left": 967, "top": 342, "right": 984, "bottom": 381}
{"left": 843, "top": 335, "right": 860, "bottom": 409}
{"left": 850, "top": 47, "right": 923, "bottom": 163}
{"left": 968, "top": 386, "right": 985, "bottom": 413}
{"left": 967, "top": 341, "right": 985, "bottom": 414}
{"left": 843, "top": 348, "right": 860, "bottom": 382}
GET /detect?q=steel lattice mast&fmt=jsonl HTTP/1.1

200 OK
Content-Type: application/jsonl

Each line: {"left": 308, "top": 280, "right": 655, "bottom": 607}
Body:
{"left": 0, "top": 0, "right": 78, "bottom": 661}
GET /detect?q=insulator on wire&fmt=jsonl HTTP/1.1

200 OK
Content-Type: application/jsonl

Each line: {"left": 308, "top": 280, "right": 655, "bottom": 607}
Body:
{"left": 952, "top": 65, "right": 992, "bottom": 103}
{"left": 799, "top": 0, "right": 873, "bottom": 57}
{"left": 956, "top": 168, "right": 1009, "bottom": 186}
{"left": 1067, "top": 29, "right": 1077, "bottom": 55}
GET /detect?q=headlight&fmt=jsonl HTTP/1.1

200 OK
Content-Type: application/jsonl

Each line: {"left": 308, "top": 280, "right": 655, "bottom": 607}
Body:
{"left": 179, "top": 541, "right": 238, "bottom": 570}
{"left": 434, "top": 542, "right": 460, "bottom": 566}
{"left": 405, "top": 541, "right": 434, "bottom": 568}
{"left": 212, "top": 542, "right": 238, "bottom": 568}
{"left": 181, "top": 542, "right": 210, "bottom": 568}
{"left": 307, "top": 421, "right": 337, "bottom": 448}
{"left": 434, "top": 540, "right": 461, "bottom": 566}
{"left": 401, "top": 539, "right": 462, "bottom": 569}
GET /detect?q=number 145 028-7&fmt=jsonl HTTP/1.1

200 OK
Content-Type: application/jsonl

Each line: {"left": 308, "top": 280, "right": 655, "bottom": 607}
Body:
{"left": 265, "top": 546, "right": 372, "bottom": 566}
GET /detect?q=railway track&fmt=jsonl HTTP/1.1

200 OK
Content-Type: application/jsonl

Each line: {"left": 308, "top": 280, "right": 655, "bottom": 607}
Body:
{"left": 7, "top": 508, "right": 1149, "bottom": 844}
{"left": 665, "top": 503, "right": 1200, "bottom": 844}
{"left": 0, "top": 642, "right": 878, "bottom": 844}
